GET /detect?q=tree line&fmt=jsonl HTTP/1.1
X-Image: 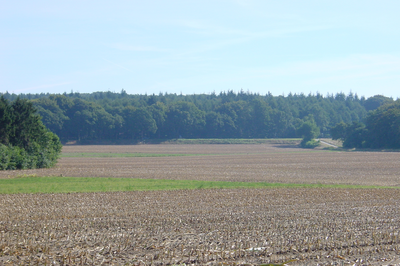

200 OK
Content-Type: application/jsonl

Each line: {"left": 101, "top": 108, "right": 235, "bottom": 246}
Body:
{"left": 0, "top": 97, "right": 62, "bottom": 170}
{"left": 0, "top": 91, "right": 394, "bottom": 143}
{"left": 331, "top": 99, "right": 400, "bottom": 149}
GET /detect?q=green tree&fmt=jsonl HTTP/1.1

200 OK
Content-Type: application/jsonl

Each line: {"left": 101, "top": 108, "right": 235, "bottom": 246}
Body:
{"left": 365, "top": 100, "right": 400, "bottom": 148}
{"left": 0, "top": 97, "right": 62, "bottom": 170}
{"left": 332, "top": 100, "right": 400, "bottom": 149}
{"left": 147, "top": 102, "right": 167, "bottom": 138}
{"left": 11, "top": 98, "right": 45, "bottom": 149}
{"left": 363, "top": 95, "right": 393, "bottom": 111}
{"left": 131, "top": 108, "right": 157, "bottom": 139}
{"left": 95, "top": 108, "right": 121, "bottom": 140}
{"left": 330, "top": 122, "right": 348, "bottom": 142}
{"left": 33, "top": 97, "right": 69, "bottom": 134}
{"left": 298, "top": 116, "right": 320, "bottom": 148}
{"left": 122, "top": 107, "right": 157, "bottom": 139}
{"left": 0, "top": 96, "right": 13, "bottom": 145}
{"left": 298, "top": 120, "right": 320, "bottom": 141}
{"left": 268, "top": 110, "right": 290, "bottom": 138}
{"left": 342, "top": 122, "right": 367, "bottom": 148}
{"left": 216, "top": 101, "right": 252, "bottom": 138}
{"left": 5, "top": 90, "right": 375, "bottom": 142}
{"left": 249, "top": 99, "right": 271, "bottom": 138}
{"left": 164, "top": 101, "right": 205, "bottom": 138}
{"left": 63, "top": 99, "right": 118, "bottom": 141}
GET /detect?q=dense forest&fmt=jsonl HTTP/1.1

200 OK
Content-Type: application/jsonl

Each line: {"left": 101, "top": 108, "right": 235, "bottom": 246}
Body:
{"left": 0, "top": 97, "right": 62, "bottom": 170}
{"left": 331, "top": 99, "right": 400, "bottom": 149}
{"left": 0, "top": 91, "right": 395, "bottom": 144}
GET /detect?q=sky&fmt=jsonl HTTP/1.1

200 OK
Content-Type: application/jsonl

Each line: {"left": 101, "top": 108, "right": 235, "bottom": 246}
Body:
{"left": 1, "top": 0, "right": 400, "bottom": 99}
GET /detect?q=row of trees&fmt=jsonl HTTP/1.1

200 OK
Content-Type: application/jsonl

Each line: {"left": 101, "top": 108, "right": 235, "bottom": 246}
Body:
{"left": 331, "top": 99, "right": 400, "bottom": 149}
{"left": 0, "top": 91, "right": 394, "bottom": 143}
{"left": 0, "top": 97, "right": 62, "bottom": 170}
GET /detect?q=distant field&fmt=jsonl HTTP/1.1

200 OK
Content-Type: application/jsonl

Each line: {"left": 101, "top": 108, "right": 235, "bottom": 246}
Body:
{"left": 2, "top": 143, "right": 399, "bottom": 187}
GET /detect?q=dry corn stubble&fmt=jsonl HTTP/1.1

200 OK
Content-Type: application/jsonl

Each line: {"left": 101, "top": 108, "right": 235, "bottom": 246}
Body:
{"left": 1, "top": 144, "right": 400, "bottom": 265}
{"left": 1, "top": 188, "right": 400, "bottom": 265}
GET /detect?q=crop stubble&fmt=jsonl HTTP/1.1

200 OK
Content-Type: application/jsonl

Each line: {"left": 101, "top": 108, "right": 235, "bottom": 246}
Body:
{"left": 1, "top": 188, "right": 400, "bottom": 265}
{"left": 1, "top": 144, "right": 400, "bottom": 265}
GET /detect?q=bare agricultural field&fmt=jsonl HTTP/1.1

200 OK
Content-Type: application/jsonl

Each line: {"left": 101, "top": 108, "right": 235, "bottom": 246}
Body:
{"left": 1, "top": 188, "right": 400, "bottom": 265}
{"left": 1, "top": 144, "right": 400, "bottom": 187}
{"left": 2, "top": 144, "right": 400, "bottom": 265}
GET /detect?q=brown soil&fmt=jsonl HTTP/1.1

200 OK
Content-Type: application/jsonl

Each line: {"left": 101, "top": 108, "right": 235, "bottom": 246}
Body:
{"left": 1, "top": 144, "right": 400, "bottom": 187}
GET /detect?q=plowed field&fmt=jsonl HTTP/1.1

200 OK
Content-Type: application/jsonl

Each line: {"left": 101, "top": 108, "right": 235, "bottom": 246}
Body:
{"left": 1, "top": 144, "right": 399, "bottom": 187}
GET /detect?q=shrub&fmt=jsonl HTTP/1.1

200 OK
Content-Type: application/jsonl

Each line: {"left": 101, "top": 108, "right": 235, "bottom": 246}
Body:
{"left": 300, "top": 139, "right": 320, "bottom": 149}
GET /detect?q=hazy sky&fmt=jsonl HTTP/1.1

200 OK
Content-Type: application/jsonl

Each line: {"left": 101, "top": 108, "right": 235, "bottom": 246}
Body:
{"left": 1, "top": 0, "right": 400, "bottom": 98}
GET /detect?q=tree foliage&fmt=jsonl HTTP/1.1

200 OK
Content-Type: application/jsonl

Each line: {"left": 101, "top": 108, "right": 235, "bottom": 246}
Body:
{"left": 331, "top": 99, "right": 400, "bottom": 149}
{"left": 363, "top": 95, "right": 393, "bottom": 111}
{"left": 365, "top": 100, "right": 400, "bottom": 148}
{"left": 1, "top": 91, "right": 390, "bottom": 144}
{"left": 0, "top": 97, "right": 62, "bottom": 170}
{"left": 298, "top": 116, "right": 320, "bottom": 148}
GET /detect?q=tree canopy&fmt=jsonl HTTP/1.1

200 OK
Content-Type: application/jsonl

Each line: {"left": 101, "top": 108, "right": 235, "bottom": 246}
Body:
{"left": 1, "top": 91, "right": 394, "bottom": 146}
{"left": 331, "top": 99, "right": 400, "bottom": 149}
{"left": 0, "top": 97, "right": 62, "bottom": 170}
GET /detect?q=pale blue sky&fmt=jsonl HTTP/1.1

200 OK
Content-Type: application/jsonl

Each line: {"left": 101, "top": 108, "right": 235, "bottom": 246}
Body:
{"left": 1, "top": 0, "right": 400, "bottom": 98}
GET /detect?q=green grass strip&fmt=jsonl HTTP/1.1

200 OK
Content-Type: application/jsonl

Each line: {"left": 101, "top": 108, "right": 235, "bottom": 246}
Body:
{"left": 0, "top": 176, "right": 399, "bottom": 194}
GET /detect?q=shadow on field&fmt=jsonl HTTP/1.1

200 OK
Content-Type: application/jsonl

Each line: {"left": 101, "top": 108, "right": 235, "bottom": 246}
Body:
{"left": 271, "top": 144, "right": 301, "bottom": 149}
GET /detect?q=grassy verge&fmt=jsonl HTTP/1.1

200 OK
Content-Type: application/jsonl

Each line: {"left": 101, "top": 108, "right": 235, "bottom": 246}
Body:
{"left": 161, "top": 138, "right": 301, "bottom": 145}
{"left": 61, "top": 150, "right": 328, "bottom": 158}
{"left": 0, "top": 176, "right": 398, "bottom": 194}
{"left": 65, "top": 138, "right": 302, "bottom": 145}
{"left": 61, "top": 153, "right": 216, "bottom": 158}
